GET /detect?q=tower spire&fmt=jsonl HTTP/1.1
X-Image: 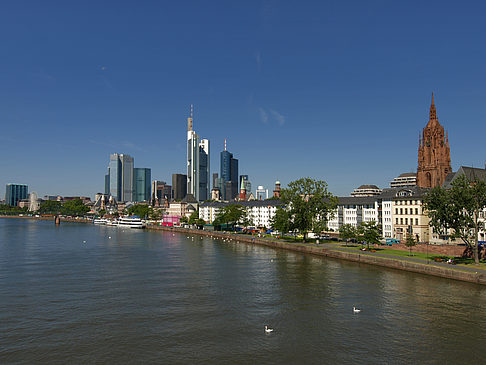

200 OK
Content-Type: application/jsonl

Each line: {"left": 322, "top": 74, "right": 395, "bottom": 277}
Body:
{"left": 187, "top": 104, "right": 193, "bottom": 131}
{"left": 224, "top": 138, "right": 227, "bottom": 151}
{"left": 428, "top": 92, "right": 437, "bottom": 124}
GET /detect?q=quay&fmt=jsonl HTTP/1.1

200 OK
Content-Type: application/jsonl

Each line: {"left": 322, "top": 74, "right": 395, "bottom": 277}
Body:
{"left": 147, "top": 224, "right": 486, "bottom": 286}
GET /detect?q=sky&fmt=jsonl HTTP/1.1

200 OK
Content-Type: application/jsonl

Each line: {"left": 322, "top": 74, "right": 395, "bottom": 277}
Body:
{"left": 1, "top": 1, "right": 485, "bottom": 199}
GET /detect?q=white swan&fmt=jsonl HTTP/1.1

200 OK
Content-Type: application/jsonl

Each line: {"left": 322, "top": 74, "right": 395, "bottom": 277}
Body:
{"left": 264, "top": 325, "right": 274, "bottom": 333}
{"left": 353, "top": 307, "right": 361, "bottom": 313}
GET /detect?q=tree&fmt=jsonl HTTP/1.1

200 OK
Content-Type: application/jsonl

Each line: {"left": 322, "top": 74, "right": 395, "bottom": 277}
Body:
{"left": 38, "top": 200, "right": 62, "bottom": 215}
{"left": 357, "top": 221, "right": 381, "bottom": 250}
{"left": 271, "top": 207, "right": 292, "bottom": 234}
{"left": 188, "top": 211, "right": 200, "bottom": 224}
{"left": 424, "top": 174, "right": 486, "bottom": 264}
{"left": 278, "top": 177, "right": 337, "bottom": 242}
{"left": 127, "top": 204, "right": 150, "bottom": 219}
{"left": 405, "top": 233, "right": 417, "bottom": 256}
{"left": 213, "top": 204, "right": 247, "bottom": 231}
{"left": 339, "top": 224, "right": 357, "bottom": 245}
{"left": 61, "top": 199, "right": 90, "bottom": 217}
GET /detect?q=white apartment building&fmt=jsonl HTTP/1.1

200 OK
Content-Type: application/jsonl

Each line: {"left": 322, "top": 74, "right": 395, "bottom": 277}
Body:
{"left": 199, "top": 200, "right": 281, "bottom": 228}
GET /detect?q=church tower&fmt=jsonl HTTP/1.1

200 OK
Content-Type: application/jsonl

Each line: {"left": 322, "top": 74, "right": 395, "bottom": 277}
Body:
{"left": 416, "top": 94, "right": 451, "bottom": 188}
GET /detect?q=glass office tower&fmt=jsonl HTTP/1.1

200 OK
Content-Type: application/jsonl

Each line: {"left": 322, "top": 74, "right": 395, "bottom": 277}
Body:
{"left": 5, "top": 184, "right": 28, "bottom": 206}
{"left": 108, "top": 153, "right": 134, "bottom": 202}
{"left": 134, "top": 168, "right": 151, "bottom": 202}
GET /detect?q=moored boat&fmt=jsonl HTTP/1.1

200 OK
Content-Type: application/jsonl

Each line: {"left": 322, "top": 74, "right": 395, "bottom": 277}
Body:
{"left": 93, "top": 218, "right": 108, "bottom": 225}
{"left": 117, "top": 216, "right": 146, "bottom": 229}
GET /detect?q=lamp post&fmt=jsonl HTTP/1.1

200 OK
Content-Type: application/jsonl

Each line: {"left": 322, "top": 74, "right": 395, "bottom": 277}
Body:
{"left": 426, "top": 240, "right": 429, "bottom": 264}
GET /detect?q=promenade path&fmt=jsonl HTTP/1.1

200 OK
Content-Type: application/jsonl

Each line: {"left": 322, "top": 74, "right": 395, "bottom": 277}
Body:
{"left": 251, "top": 234, "right": 486, "bottom": 275}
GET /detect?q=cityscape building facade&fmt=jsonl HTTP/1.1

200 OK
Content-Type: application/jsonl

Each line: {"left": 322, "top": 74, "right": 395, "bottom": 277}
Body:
{"left": 186, "top": 105, "right": 210, "bottom": 201}
{"left": 133, "top": 168, "right": 151, "bottom": 202}
{"left": 172, "top": 174, "right": 187, "bottom": 201}
{"left": 416, "top": 94, "right": 452, "bottom": 188}
{"left": 5, "top": 184, "right": 28, "bottom": 207}
{"left": 107, "top": 153, "right": 134, "bottom": 202}
{"left": 390, "top": 173, "right": 417, "bottom": 188}
{"left": 220, "top": 139, "right": 238, "bottom": 200}
{"left": 350, "top": 184, "right": 382, "bottom": 197}
{"left": 255, "top": 185, "right": 268, "bottom": 200}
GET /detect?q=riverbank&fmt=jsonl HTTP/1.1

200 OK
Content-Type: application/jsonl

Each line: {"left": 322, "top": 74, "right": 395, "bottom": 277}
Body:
{"left": 147, "top": 225, "right": 486, "bottom": 286}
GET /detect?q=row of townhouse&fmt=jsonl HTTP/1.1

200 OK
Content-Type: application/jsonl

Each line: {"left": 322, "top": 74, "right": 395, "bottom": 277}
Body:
{"left": 328, "top": 186, "right": 432, "bottom": 243}
{"left": 199, "top": 200, "right": 282, "bottom": 228}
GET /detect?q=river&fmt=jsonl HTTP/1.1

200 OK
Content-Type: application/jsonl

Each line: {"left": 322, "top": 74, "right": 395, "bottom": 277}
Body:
{"left": 1, "top": 218, "right": 485, "bottom": 364}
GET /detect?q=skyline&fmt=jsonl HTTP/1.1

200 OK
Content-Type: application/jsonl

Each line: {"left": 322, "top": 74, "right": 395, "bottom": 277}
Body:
{"left": 1, "top": 1, "right": 485, "bottom": 198}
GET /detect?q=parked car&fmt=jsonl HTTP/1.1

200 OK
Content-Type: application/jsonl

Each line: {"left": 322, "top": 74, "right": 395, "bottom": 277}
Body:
{"left": 385, "top": 238, "right": 400, "bottom": 246}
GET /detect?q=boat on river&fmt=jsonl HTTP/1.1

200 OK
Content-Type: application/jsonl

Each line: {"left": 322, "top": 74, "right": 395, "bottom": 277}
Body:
{"left": 93, "top": 218, "right": 108, "bottom": 225}
{"left": 117, "top": 216, "right": 146, "bottom": 229}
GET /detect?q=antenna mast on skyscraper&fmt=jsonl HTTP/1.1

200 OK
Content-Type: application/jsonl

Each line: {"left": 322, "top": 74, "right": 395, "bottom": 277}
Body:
{"left": 191, "top": 104, "right": 193, "bottom": 119}
{"left": 225, "top": 138, "right": 227, "bottom": 151}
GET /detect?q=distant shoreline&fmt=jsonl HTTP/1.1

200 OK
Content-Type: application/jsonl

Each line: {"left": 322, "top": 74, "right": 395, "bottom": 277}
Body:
{"left": 2, "top": 215, "right": 485, "bottom": 285}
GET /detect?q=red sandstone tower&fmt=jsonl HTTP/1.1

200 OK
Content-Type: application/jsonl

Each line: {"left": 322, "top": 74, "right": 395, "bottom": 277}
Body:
{"left": 416, "top": 93, "right": 451, "bottom": 188}
{"left": 273, "top": 181, "right": 281, "bottom": 198}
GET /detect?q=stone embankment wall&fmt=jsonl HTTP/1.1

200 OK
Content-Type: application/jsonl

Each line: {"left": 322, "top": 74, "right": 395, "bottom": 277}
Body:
{"left": 148, "top": 225, "right": 486, "bottom": 286}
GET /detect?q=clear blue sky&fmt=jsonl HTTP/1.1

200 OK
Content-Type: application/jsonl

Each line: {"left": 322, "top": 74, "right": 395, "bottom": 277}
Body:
{"left": 1, "top": 1, "right": 485, "bottom": 198}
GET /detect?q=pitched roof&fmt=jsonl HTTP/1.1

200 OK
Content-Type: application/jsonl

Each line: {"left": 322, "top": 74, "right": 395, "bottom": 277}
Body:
{"left": 199, "top": 200, "right": 282, "bottom": 208}
{"left": 182, "top": 193, "right": 198, "bottom": 203}
{"left": 443, "top": 166, "right": 486, "bottom": 188}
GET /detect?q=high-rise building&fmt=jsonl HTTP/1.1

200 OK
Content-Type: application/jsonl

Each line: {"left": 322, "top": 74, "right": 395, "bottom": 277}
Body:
{"left": 104, "top": 170, "right": 110, "bottom": 195}
{"left": 212, "top": 173, "right": 219, "bottom": 190}
{"left": 199, "top": 139, "right": 210, "bottom": 201}
{"left": 220, "top": 139, "right": 239, "bottom": 200}
{"left": 186, "top": 105, "right": 210, "bottom": 201}
{"left": 172, "top": 174, "right": 187, "bottom": 201}
{"left": 256, "top": 185, "right": 268, "bottom": 200}
{"left": 417, "top": 94, "right": 452, "bottom": 188}
{"left": 134, "top": 168, "right": 151, "bottom": 202}
{"left": 107, "top": 153, "right": 134, "bottom": 202}
{"left": 152, "top": 180, "right": 171, "bottom": 205}
{"left": 5, "top": 184, "right": 28, "bottom": 206}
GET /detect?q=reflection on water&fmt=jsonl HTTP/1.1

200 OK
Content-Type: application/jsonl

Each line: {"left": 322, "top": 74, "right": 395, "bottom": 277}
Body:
{"left": 0, "top": 218, "right": 485, "bottom": 364}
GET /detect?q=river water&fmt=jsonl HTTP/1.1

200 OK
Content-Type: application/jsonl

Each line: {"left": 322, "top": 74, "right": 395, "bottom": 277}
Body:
{"left": 1, "top": 218, "right": 485, "bottom": 364}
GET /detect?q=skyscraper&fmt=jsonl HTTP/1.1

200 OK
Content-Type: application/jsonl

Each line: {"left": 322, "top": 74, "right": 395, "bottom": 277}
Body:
{"left": 186, "top": 105, "right": 210, "bottom": 201}
{"left": 5, "top": 184, "right": 28, "bottom": 206}
{"left": 199, "top": 139, "right": 210, "bottom": 201}
{"left": 133, "top": 168, "right": 151, "bottom": 202}
{"left": 107, "top": 153, "right": 134, "bottom": 202}
{"left": 220, "top": 139, "right": 239, "bottom": 200}
{"left": 172, "top": 174, "right": 187, "bottom": 201}
{"left": 417, "top": 93, "right": 452, "bottom": 188}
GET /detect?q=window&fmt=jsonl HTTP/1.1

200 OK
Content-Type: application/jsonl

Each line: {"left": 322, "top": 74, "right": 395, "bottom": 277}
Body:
{"left": 395, "top": 208, "right": 398, "bottom": 215}
{"left": 400, "top": 208, "right": 403, "bottom": 215}
{"left": 405, "top": 218, "right": 408, "bottom": 225}
{"left": 415, "top": 218, "right": 419, "bottom": 225}
{"left": 415, "top": 208, "right": 418, "bottom": 215}
{"left": 400, "top": 218, "right": 403, "bottom": 224}
{"left": 396, "top": 218, "right": 399, "bottom": 224}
